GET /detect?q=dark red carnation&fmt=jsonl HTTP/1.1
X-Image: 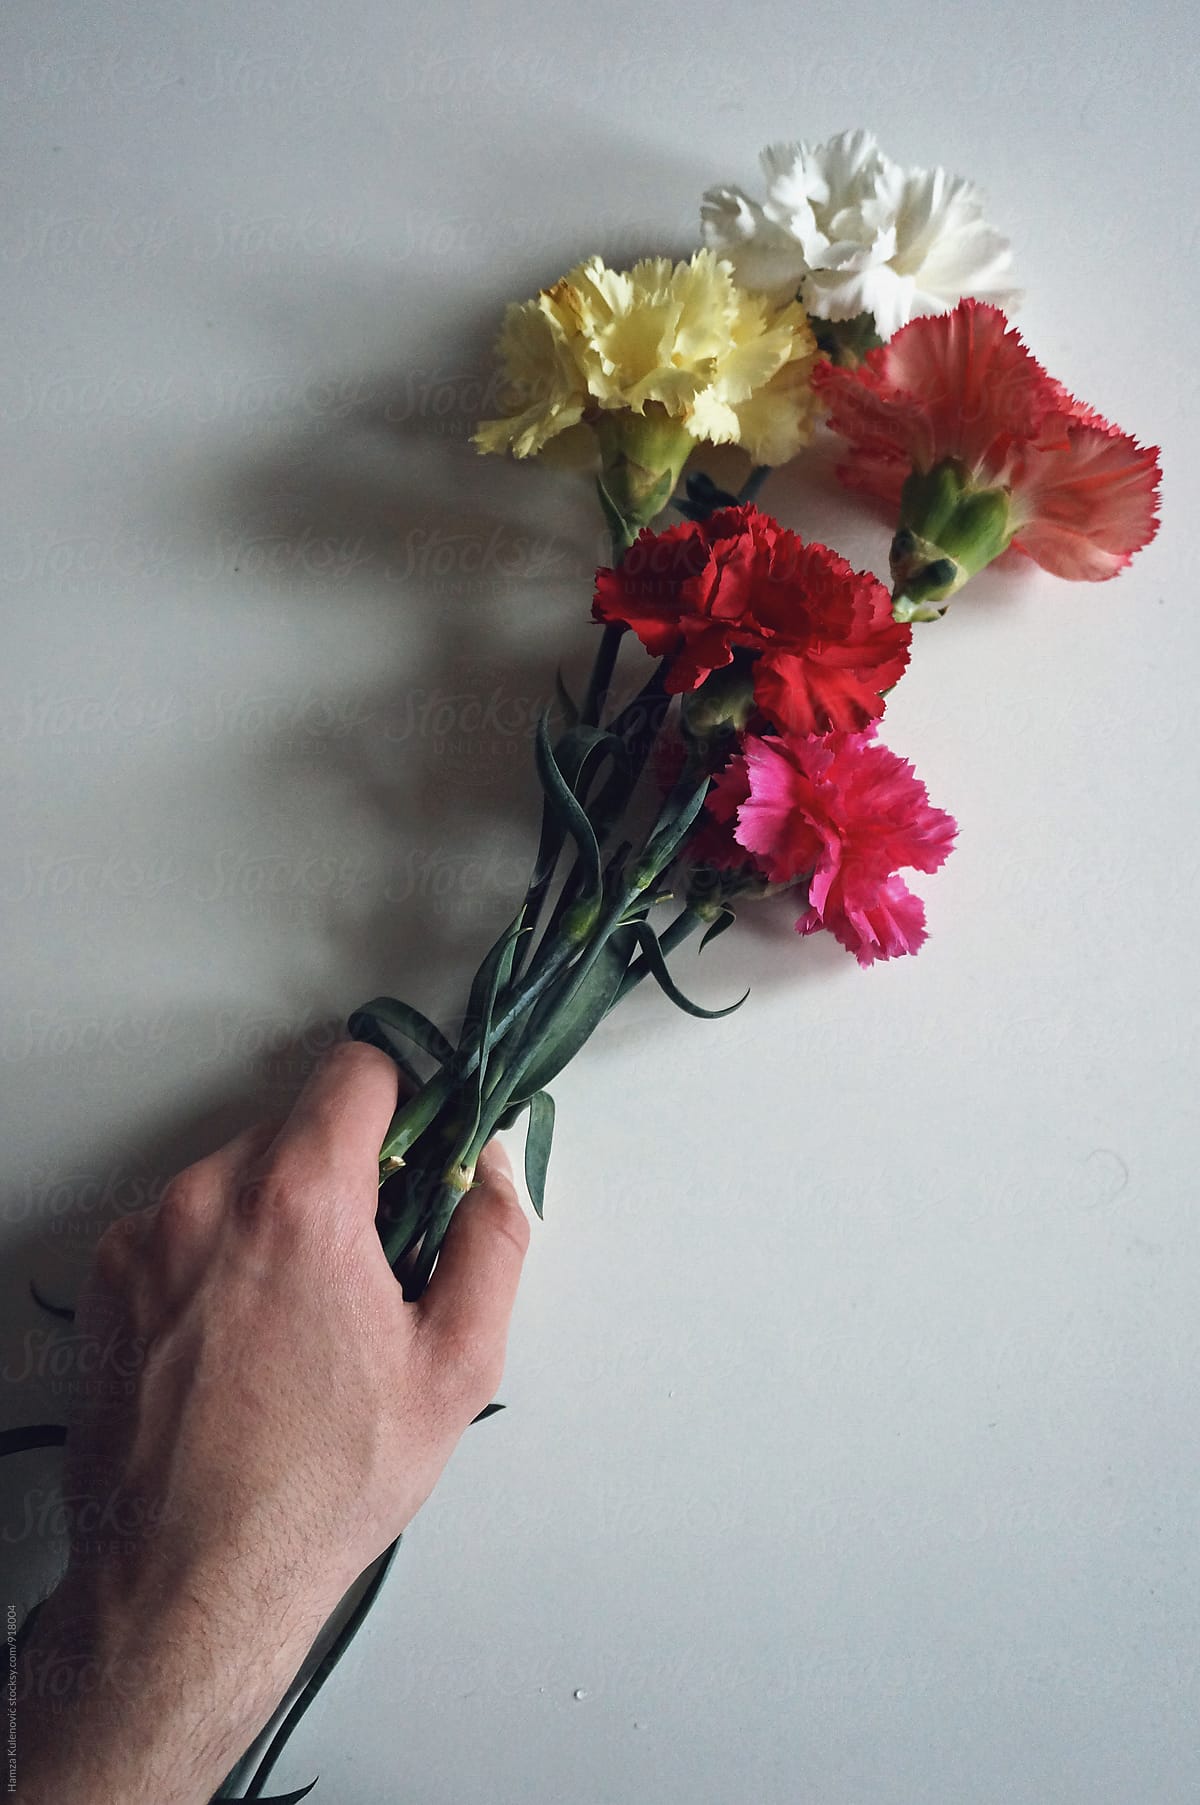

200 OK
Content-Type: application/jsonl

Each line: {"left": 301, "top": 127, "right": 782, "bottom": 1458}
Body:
{"left": 592, "top": 504, "right": 910, "bottom": 735}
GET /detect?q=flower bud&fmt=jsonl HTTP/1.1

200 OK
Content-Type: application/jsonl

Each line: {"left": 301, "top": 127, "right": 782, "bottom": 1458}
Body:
{"left": 890, "top": 459, "right": 1013, "bottom": 622}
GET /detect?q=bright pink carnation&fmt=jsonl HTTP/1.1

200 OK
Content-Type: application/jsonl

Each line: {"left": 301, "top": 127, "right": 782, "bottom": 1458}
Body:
{"left": 707, "top": 730, "right": 957, "bottom": 965}
{"left": 593, "top": 505, "right": 910, "bottom": 734}
{"left": 813, "top": 299, "right": 1161, "bottom": 581}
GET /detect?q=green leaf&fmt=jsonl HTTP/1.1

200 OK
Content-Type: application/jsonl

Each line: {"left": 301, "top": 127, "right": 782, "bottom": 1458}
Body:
{"left": 534, "top": 712, "right": 602, "bottom": 903}
{"left": 517, "top": 725, "right": 627, "bottom": 972}
{"left": 29, "top": 1281, "right": 74, "bottom": 1321}
{"left": 555, "top": 722, "right": 627, "bottom": 797}
{"left": 523, "top": 1091, "right": 555, "bottom": 1220}
{"left": 348, "top": 999, "right": 454, "bottom": 1069}
{"left": 0, "top": 1424, "right": 66, "bottom": 1459}
{"left": 596, "top": 474, "right": 632, "bottom": 554}
{"left": 459, "top": 915, "right": 525, "bottom": 1050}
{"left": 511, "top": 925, "right": 636, "bottom": 1099}
{"left": 464, "top": 923, "right": 524, "bottom": 1141}
{"left": 636, "top": 774, "right": 712, "bottom": 882}
{"left": 699, "top": 908, "right": 736, "bottom": 952}
{"left": 521, "top": 795, "right": 568, "bottom": 919}
{"left": 628, "top": 922, "right": 747, "bottom": 1019}
{"left": 348, "top": 1019, "right": 424, "bottom": 1091}
{"left": 515, "top": 724, "right": 623, "bottom": 973}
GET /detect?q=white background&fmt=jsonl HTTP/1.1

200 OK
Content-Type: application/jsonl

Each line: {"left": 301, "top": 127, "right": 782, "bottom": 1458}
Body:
{"left": 1, "top": 3, "right": 1196, "bottom": 1802}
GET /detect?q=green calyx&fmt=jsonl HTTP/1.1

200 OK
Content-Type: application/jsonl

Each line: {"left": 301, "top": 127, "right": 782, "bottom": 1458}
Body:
{"left": 890, "top": 460, "right": 1014, "bottom": 623}
{"left": 680, "top": 659, "right": 757, "bottom": 743}
{"left": 812, "top": 311, "right": 883, "bottom": 369}
{"left": 592, "top": 405, "right": 695, "bottom": 550}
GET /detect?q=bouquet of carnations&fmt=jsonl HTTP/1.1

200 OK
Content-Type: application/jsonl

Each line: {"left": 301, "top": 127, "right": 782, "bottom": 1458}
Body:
{"left": 353, "top": 128, "right": 1159, "bottom": 1293}
{"left": 8, "top": 129, "right": 1160, "bottom": 1803}
{"left": 225, "top": 125, "right": 1159, "bottom": 1801}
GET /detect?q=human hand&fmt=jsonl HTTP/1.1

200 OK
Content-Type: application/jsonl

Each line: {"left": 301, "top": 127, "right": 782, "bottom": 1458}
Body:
{"left": 13, "top": 1040, "right": 529, "bottom": 1805}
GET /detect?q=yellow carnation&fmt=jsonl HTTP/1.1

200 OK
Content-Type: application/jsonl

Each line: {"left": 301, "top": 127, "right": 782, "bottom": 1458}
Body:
{"left": 473, "top": 250, "right": 818, "bottom": 469}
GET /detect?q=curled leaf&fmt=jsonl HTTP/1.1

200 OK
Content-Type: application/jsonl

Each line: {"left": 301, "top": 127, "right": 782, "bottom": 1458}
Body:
{"left": 699, "top": 908, "right": 737, "bottom": 952}
{"left": 348, "top": 999, "right": 454, "bottom": 1073}
{"left": 29, "top": 1281, "right": 74, "bottom": 1322}
{"left": 534, "top": 712, "right": 602, "bottom": 905}
{"left": 628, "top": 922, "right": 747, "bottom": 1019}
{"left": 0, "top": 1424, "right": 67, "bottom": 1459}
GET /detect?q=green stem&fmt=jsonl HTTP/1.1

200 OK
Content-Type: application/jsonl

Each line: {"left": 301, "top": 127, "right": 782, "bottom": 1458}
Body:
{"left": 580, "top": 621, "right": 625, "bottom": 726}
{"left": 382, "top": 602, "right": 645, "bottom": 1156}
{"left": 531, "top": 660, "right": 669, "bottom": 966}
{"left": 380, "top": 1137, "right": 451, "bottom": 1268}
{"left": 406, "top": 1162, "right": 476, "bottom": 1295}
{"left": 403, "top": 899, "right": 710, "bottom": 1295}
{"left": 738, "top": 464, "right": 771, "bottom": 506}
{"left": 404, "top": 879, "right": 636, "bottom": 1293}
{"left": 586, "top": 660, "right": 670, "bottom": 845}
{"left": 377, "top": 936, "right": 579, "bottom": 1164}
{"left": 579, "top": 511, "right": 635, "bottom": 726}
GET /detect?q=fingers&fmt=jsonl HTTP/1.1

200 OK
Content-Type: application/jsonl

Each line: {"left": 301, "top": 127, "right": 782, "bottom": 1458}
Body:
{"left": 268, "top": 1040, "right": 399, "bottom": 1201}
{"left": 416, "top": 1139, "right": 529, "bottom": 1395}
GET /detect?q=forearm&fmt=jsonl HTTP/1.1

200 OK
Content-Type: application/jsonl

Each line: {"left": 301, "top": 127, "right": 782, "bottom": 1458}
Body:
{"left": 13, "top": 1571, "right": 310, "bottom": 1805}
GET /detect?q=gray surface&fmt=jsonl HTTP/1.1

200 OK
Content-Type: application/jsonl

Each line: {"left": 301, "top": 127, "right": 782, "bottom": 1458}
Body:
{"left": 1, "top": 3, "right": 1195, "bottom": 1801}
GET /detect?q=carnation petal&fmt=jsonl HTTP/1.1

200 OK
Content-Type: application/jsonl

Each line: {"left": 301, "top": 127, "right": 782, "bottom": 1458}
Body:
{"left": 701, "top": 185, "right": 809, "bottom": 298}
{"left": 870, "top": 299, "right": 1059, "bottom": 475}
{"left": 820, "top": 874, "right": 929, "bottom": 966}
{"left": 1011, "top": 421, "right": 1162, "bottom": 580}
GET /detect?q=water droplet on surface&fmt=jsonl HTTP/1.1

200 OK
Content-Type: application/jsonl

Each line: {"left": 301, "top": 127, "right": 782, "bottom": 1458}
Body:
{"left": 573, "top": 1687, "right": 589, "bottom": 1701}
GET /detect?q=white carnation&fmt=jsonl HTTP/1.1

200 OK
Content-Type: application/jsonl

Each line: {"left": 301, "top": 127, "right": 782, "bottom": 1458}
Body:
{"left": 702, "top": 128, "right": 1020, "bottom": 340}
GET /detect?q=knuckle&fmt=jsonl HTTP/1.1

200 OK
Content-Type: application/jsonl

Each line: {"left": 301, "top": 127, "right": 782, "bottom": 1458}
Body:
{"left": 91, "top": 1213, "right": 144, "bottom": 1288}
{"left": 232, "top": 1157, "right": 284, "bottom": 1225}
{"left": 436, "top": 1328, "right": 505, "bottom": 1407}
{"left": 152, "top": 1171, "right": 212, "bottom": 1239}
{"left": 236, "top": 1147, "right": 323, "bottom": 1231}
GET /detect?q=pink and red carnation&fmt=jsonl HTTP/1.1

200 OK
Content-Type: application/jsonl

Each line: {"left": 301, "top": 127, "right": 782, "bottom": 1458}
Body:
{"left": 812, "top": 298, "right": 1161, "bottom": 581}
{"left": 707, "top": 729, "right": 957, "bottom": 966}
{"left": 593, "top": 505, "right": 910, "bottom": 734}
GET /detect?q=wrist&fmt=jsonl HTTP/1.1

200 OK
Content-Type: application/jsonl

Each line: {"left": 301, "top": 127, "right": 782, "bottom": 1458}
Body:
{"left": 13, "top": 1567, "right": 313, "bottom": 1805}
